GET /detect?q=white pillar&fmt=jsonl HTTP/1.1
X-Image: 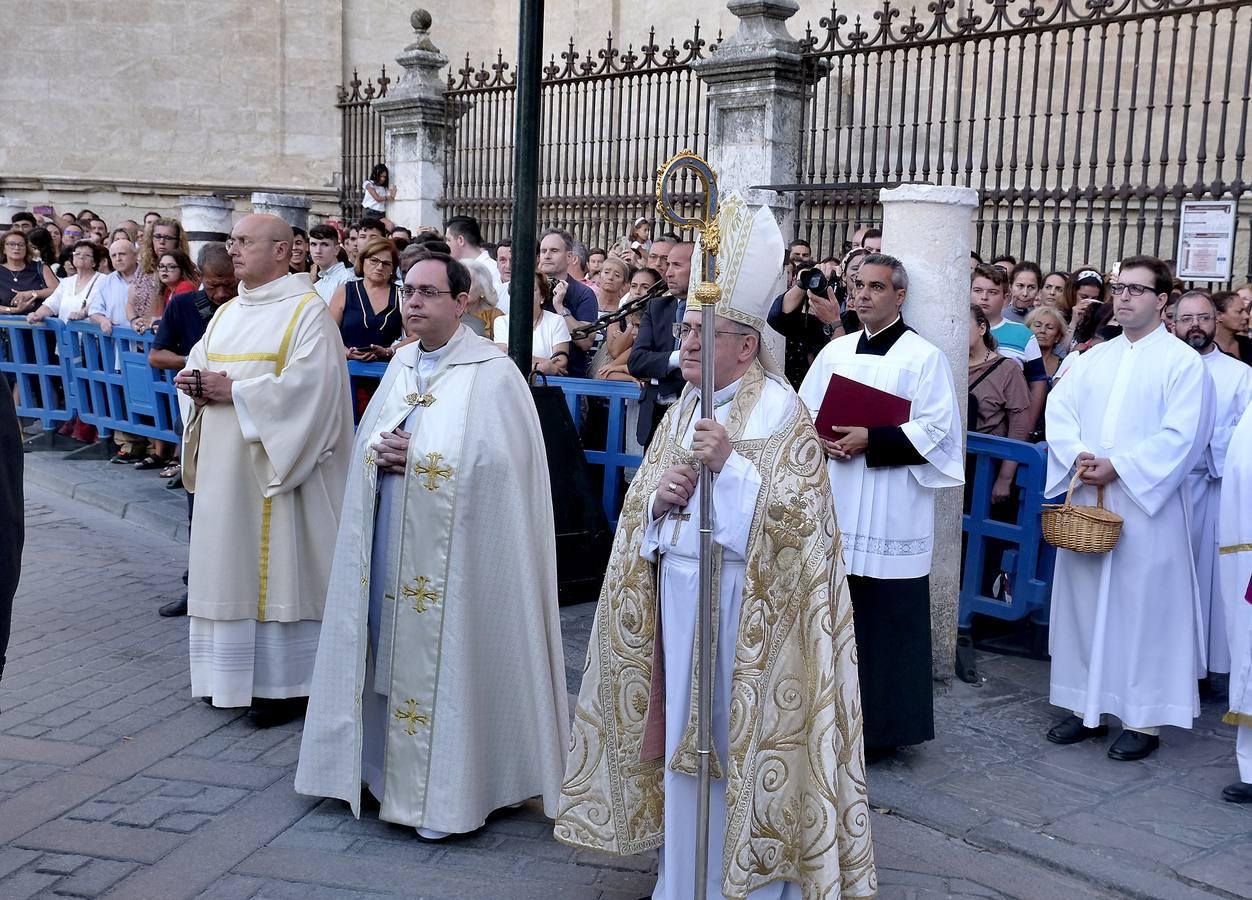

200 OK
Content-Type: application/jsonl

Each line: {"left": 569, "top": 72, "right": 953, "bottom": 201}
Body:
{"left": 879, "top": 184, "right": 978, "bottom": 682}
{"left": 179, "top": 195, "right": 235, "bottom": 264}
{"left": 0, "top": 197, "right": 26, "bottom": 230}
{"left": 249, "top": 193, "right": 311, "bottom": 232}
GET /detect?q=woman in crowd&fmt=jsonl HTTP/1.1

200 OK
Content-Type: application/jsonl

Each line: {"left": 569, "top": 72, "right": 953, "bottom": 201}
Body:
{"left": 361, "top": 163, "right": 395, "bottom": 224}
{"left": 0, "top": 230, "right": 59, "bottom": 314}
{"left": 493, "top": 272, "right": 571, "bottom": 376}
{"left": 968, "top": 304, "right": 1031, "bottom": 501}
{"left": 28, "top": 228, "right": 64, "bottom": 281}
{"left": 27, "top": 241, "right": 104, "bottom": 324}
{"left": 128, "top": 218, "right": 189, "bottom": 335}
{"left": 60, "top": 221, "right": 84, "bottom": 251}
{"left": 595, "top": 266, "right": 661, "bottom": 383}
{"left": 595, "top": 256, "right": 632, "bottom": 316}
{"left": 330, "top": 237, "right": 402, "bottom": 362}
{"left": 1041, "top": 271, "right": 1068, "bottom": 308}
{"left": 458, "top": 260, "right": 502, "bottom": 338}
{"left": 1214, "top": 290, "right": 1252, "bottom": 365}
{"left": 1025, "top": 305, "right": 1068, "bottom": 440}
{"left": 155, "top": 251, "right": 199, "bottom": 310}
{"left": 1059, "top": 267, "right": 1103, "bottom": 345}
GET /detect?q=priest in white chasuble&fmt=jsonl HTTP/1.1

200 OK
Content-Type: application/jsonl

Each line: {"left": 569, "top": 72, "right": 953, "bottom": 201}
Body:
{"left": 1043, "top": 256, "right": 1215, "bottom": 763}
{"left": 175, "top": 214, "right": 354, "bottom": 728}
{"left": 295, "top": 253, "right": 569, "bottom": 839}
{"left": 1218, "top": 403, "right": 1252, "bottom": 804}
{"left": 1175, "top": 290, "right": 1252, "bottom": 684}
{"left": 555, "top": 195, "right": 876, "bottom": 900}
{"left": 798, "top": 254, "right": 964, "bottom": 755}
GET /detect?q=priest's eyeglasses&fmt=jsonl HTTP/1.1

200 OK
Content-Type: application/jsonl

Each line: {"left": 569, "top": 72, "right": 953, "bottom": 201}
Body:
{"left": 672, "top": 323, "right": 750, "bottom": 341}
{"left": 224, "top": 237, "right": 282, "bottom": 251}
{"left": 1109, "top": 283, "right": 1157, "bottom": 298}
{"left": 399, "top": 286, "right": 454, "bottom": 301}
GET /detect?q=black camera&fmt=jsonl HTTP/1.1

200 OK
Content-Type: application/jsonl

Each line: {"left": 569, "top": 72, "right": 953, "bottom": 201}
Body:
{"left": 796, "top": 267, "right": 828, "bottom": 295}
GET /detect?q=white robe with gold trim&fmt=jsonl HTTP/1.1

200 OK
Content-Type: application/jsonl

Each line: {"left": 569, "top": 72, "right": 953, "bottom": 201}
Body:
{"left": 180, "top": 273, "right": 354, "bottom": 707}
{"left": 1219, "top": 404, "right": 1252, "bottom": 779}
{"left": 295, "top": 325, "right": 569, "bottom": 834}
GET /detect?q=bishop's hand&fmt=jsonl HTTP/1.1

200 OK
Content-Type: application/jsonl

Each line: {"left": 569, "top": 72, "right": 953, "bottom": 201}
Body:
{"left": 371, "top": 428, "right": 411, "bottom": 474}
{"left": 652, "top": 463, "right": 697, "bottom": 520}
{"left": 691, "top": 418, "right": 731, "bottom": 473}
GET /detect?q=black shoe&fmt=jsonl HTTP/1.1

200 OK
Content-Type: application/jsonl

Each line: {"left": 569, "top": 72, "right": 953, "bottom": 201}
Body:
{"left": 158, "top": 595, "right": 188, "bottom": 617}
{"left": 1046, "top": 715, "right": 1108, "bottom": 745}
{"left": 249, "top": 697, "right": 307, "bottom": 729}
{"left": 1107, "top": 730, "right": 1159, "bottom": 761}
{"left": 1221, "top": 782, "right": 1252, "bottom": 803}
{"left": 1202, "top": 673, "right": 1230, "bottom": 700}
{"left": 864, "top": 746, "right": 899, "bottom": 764}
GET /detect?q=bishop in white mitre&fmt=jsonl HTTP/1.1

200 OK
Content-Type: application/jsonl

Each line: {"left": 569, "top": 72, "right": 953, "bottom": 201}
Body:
{"left": 295, "top": 253, "right": 569, "bottom": 839}
{"left": 797, "top": 254, "right": 964, "bottom": 754}
{"left": 175, "top": 214, "right": 354, "bottom": 728}
{"left": 556, "top": 196, "right": 875, "bottom": 900}
{"left": 1218, "top": 402, "right": 1252, "bottom": 804}
{"left": 1043, "top": 257, "right": 1215, "bottom": 762}
{"left": 1175, "top": 291, "right": 1252, "bottom": 683}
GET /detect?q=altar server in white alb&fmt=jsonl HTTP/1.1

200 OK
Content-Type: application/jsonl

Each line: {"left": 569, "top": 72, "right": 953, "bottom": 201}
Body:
{"left": 175, "top": 213, "right": 354, "bottom": 728}
{"left": 1218, "top": 403, "right": 1252, "bottom": 804}
{"left": 1175, "top": 290, "right": 1252, "bottom": 689}
{"left": 296, "top": 252, "right": 569, "bottom": 840}
{"left": 556, "top": 195, "right": 874, "bottom": 899}
{"left": 798, "top": 253, "right": 964, "bottom": 755}
{"left": 1044, "top": 255, "right": 1215, "bottom": 762}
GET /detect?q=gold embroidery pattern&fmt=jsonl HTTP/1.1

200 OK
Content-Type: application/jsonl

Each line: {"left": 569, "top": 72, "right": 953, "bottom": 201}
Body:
{"left": 553, "top": 362, "right": 876, "bottom": 898}
{"left": 393, "top": 698, "right": 430, "bottom": 736}
{"left": 402, "top": 576, "right": 440, "bottom": 613}
{"left": 364, "top": 450, "right": 376, "bottom": 471}
{"left": 413, "top": 452, "right": 453, "bottom": 490}
{"left": 1219, "top": 542, "right": 1252, "bottom": 555}
{"left": 405, "top": 392, "right": 436, "bottom": 407}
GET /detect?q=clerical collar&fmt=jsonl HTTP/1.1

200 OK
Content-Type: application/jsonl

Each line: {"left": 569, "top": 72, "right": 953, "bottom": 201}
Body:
{"left": 856, "top": 316, "right": 910, "bottom": 356}
{"left": 1123, "top": 323, "right": 1167, "bottom": 348}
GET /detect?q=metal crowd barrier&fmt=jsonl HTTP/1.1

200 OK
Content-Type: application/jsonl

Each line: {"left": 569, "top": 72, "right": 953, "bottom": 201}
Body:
{"left": 0, "top": 316, "right": 76, "bottom": 430}
{"left": 960, "top": 431, "right": 1056, "bottom": 632}
{"left": 63, "top": 321, "right": 181, "bottom": 443}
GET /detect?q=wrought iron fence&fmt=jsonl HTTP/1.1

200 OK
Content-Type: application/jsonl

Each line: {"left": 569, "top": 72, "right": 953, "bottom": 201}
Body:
{"left": 442, "top": 25, "right": 718, "bottom": 248}
{"left": 336, "top": 66, "right": 391, "bottom": 223}
{"left": 795, "top": 0, "right": 1252, "bottom": 284}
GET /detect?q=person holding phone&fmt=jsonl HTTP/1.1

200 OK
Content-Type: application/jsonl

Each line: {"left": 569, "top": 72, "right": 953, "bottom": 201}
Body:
{"left": 329, "top": 237, "right": 403, "bottom": 365}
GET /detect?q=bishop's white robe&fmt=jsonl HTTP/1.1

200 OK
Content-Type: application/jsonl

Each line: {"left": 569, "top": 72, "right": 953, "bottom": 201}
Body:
{"left": 1045, "top": 325, "right": 1215, "bottom": 729}
{"left": 642, "top": 373, "right": 799, "bottom": 900}
{"left": 180, "top": 273, "right": 354, "bottom": 708}
{"left": 1184, "top": 348, "right": 1252, "bottom": 676}
{"left": 295, "top": 325, "right": 569, "bottom": 835}
{"left": 1219, "top": 404, "right": 1252, "bottom": 781}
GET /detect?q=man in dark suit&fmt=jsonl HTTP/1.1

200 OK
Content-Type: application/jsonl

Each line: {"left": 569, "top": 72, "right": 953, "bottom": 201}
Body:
{"left": 628, "top": 242, "right": 693, "bottom": 446}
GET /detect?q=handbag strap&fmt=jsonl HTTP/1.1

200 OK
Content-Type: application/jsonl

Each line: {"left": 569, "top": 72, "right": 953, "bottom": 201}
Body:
{"left": 969, "top": 356, "right": 1006, "bottom": 393}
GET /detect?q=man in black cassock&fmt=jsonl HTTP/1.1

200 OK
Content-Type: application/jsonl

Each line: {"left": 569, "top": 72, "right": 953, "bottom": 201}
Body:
{"left": 0, "top": 383, "right": 24, "bottom": 695}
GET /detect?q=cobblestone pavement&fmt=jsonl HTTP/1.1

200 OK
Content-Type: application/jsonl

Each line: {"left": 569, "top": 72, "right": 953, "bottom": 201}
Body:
{"left": 1, "top": 473, "right": 1249, "bottom": 899}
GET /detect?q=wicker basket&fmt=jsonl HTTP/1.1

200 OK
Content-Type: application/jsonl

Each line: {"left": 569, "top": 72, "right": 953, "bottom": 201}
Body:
{"left": 1042, "top": 470, "right": 1123, "bottom": 554}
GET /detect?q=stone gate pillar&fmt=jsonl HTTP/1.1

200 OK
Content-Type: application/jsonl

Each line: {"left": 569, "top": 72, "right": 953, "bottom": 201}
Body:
{"left": 179, "top": 195, "right": 235, "bottom": 261}
{"left": 249, "top": 193, "right": 311, "bottom": 232}
{"left": 373, "top": 9, "right": 449, "bottom": 230}
{"left": 690, "top": 0, "right": 806, "bottom": 236}
{"left": 880, "top": 184, "right": 979, "bottom": 682}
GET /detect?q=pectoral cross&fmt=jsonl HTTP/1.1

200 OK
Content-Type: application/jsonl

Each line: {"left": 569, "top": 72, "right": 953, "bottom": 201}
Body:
{"left": 402, "top": 576, "right": 440, "bottom": 613}
{"left": 405, "top": 392, "right": 436, "bottom": 407}
{"left": 393, "top": 698, "right": 430, "bottom": 736}
{"left": 667, "top": 509, "right": 692, "bottom": 546}
{"left": 413, "top": 452, "right": 453, "bottom": 490}
{"left": 363, "top": 450, "right": 376, "bottom": 472}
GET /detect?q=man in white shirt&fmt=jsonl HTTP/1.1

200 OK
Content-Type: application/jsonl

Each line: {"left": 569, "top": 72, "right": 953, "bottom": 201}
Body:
{"left": 1044, "top": 255, "right": 1215, "bottom": 762}
{"left": 1175, "top": 290, "right": 1252, "bottom": 694}
{"left": 89, "top": 238, "right": 140, "bottom": 334}
{"left": 309, "top": 224, "right": 353, "bottom": 304}
{"left": 446, "top": 215, "right": 506, "bottom": 307}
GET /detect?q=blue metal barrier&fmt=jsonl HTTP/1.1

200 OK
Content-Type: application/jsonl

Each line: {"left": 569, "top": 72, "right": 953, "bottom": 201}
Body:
{"left": 0, "top": 316, "right": 76, "bottom": 430}
{"left": 960, "top": 432, "right": 1056, "bottom": 629}
{"left": 347, "top": 361, "right": 644, "bottom": 521}
{"left": 63, "top": 322, "right": 181, "bottom": 444}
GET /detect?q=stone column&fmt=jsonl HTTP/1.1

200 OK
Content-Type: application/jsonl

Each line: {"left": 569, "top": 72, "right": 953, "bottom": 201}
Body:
{"left": 879, "top": 184, "right": 978, "bottom": 682}
{"left": 249, "top": 193, "right": 311, "bottom": 231}
{"left": 0, "top": 198, "right": 26, "bottom": 230}
{"left": 179, "top": 195, "right": 235, "bottom": 262}
{"left": 372, "top": 9, "right": 449, "bottom": 229}
{"left": 691, "top": 0, "right": 805, "bottom": 367}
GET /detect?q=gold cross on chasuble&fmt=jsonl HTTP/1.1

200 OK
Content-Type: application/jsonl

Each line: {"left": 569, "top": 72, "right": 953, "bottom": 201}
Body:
{"left": 668, "top": 509, "right": 692, "bottom": 546}
{"left": 405, "top": 392, "right": 436, "bottom": 408}
{"left": 394, "top": 698, "right": 430, "bottom": 736}
{"left": 413, "top": 452, "right": 453, "bottom": 490}
{"left": 402, "top": 576, "right": 440, "bottom": 613}
{"left": 363, "top": 451, "right": 376, "bottom": 472}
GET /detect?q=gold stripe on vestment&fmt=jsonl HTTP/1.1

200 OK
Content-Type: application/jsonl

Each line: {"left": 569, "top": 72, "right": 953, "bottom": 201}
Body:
{"left": 207, "top": 352, "right": 279, "bottom": 363}
{"left": 1219, "top": 543, "right": 1252, "bottom": 555}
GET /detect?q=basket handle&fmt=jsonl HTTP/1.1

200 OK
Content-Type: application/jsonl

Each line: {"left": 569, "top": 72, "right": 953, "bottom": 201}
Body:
{"left": 1067, "top": 462, "right": 1106, "bottom": 509}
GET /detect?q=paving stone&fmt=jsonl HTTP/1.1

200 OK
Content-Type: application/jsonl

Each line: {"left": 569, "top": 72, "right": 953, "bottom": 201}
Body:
{"left": 34, "top": 851, "right": 91, "bottom": 875}
{"left": 0, "top": 870, "right": 62, "bottom": 899}
{"left": 158, "top": 780, "right": 207, "bottom": 799}
{"left": 52, "top": 858, "right": 140, "bottom": 898}
{"left": 0, "top": 847, "right": 41, "bottom": 880}
{"left": 111, "top": 794, "right": 187, "bottom": 827}
{"left": 14, "top": 819, "right": 187, "bottom": 863}
{"left": 183, "top": 785, "right": 249, "bottom": 815}
{"left": 156, "top": 812, "right": 215, "bottom": 833}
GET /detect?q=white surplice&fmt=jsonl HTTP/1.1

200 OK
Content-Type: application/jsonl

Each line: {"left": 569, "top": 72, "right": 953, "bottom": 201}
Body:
{"left": 1219, "top": 404, "right": 1252, "bottom": 780}
{"left": 640, "top": 374, "right": 800, "bottom": 900}
{"left": 179, "top": 273, "right": 354, "bottom": 707}
{"left": 1045, "top": 325, "right": 1215, "bottom": 729}
{"left": 797, "top": 322, "right": 965, "bottom": 579}
{"left": 1184, "top": 347, "right": 1252, "bottom": 676}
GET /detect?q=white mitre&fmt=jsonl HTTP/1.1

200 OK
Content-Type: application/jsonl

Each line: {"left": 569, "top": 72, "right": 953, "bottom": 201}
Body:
{"left": 689, "top": 191, "right": 788, "bottom": 377}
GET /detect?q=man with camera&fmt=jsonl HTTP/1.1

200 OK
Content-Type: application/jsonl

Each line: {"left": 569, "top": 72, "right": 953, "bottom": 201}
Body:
{"left": 767, "top": 257, "right": 846, "bottom": 389}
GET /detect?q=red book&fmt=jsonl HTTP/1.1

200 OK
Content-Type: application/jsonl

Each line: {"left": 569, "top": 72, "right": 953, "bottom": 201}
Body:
{"left": 813, "top": 373, "right": 911, "bottom": 437}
